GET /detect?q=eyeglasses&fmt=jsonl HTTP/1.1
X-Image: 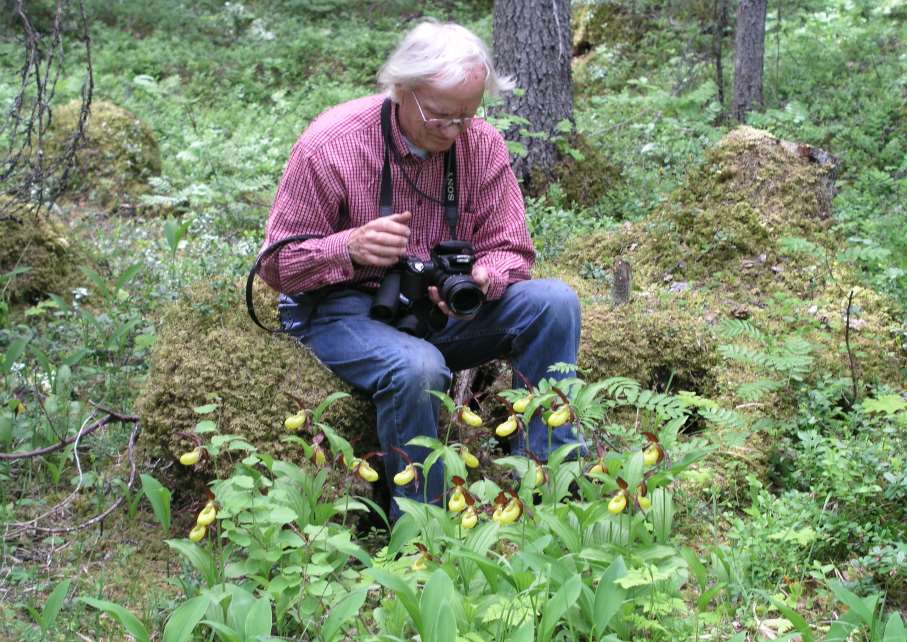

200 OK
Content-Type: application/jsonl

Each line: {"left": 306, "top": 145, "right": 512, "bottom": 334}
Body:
{"left": 411, "top": 90, "right": 474, "bottom": 130}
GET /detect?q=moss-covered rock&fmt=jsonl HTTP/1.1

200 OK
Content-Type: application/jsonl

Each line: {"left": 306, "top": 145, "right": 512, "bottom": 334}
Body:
{"left": 0, "top": 197, "right": 81, "bottom": 302}
{"left": 557, "top": 125, "right": 903, "bottom": 396}
{"left": 45, "top": 100, "right": 161, "bottom": 211}
{"left": 135, "top": 281, "right": 378, "bottom": 494}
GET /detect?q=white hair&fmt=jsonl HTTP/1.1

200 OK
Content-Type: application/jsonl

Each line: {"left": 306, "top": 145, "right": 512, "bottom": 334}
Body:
{"left": 378, "top": 20, "right": 514, "bottom": 102}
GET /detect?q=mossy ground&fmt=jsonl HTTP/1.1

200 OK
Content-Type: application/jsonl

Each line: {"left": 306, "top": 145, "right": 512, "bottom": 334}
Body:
{"left": 45, "top": 100, "right": 162, "bottom": 212}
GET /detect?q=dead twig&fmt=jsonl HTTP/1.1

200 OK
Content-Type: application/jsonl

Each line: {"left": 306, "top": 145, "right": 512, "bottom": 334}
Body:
{"left": 844, "top": 289, "right": 860, "bottom": 404}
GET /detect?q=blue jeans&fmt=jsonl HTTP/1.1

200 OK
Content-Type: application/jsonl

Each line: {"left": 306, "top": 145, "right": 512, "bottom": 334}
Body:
{"left": 279, "top": 278, "right": 582, "bottom": 519}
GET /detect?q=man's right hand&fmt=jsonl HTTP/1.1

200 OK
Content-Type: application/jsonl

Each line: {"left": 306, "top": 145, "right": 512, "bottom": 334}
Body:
{"left": 347, "top": 211, "right": 412, "bottom": 267}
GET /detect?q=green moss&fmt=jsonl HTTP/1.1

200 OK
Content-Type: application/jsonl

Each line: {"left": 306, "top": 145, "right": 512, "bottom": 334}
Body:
{"left": 45, "top": 100, "right": 161, "bottom": 211}
{"left": 135, "top": 280, "right": 378, "bottom": 493}
{"left": 0, "top": 197, "right": 81, "bottom": 302}
{"left": 552, "top": 134, "right": 623, "bottom": 210}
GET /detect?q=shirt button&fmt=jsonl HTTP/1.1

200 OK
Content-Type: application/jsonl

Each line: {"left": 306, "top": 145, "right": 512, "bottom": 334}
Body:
{"left": 416, "top": 199, "right": 423, "bottom": 207}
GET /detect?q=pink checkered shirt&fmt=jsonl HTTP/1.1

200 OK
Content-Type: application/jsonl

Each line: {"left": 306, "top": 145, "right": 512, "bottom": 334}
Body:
{"left": 259, "top": 93, "right": 534, "bottom": 301}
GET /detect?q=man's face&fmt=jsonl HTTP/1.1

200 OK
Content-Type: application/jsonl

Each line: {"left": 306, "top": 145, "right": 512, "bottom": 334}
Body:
{"left": 398, "top": 68, "right": 486, "bottom": 154}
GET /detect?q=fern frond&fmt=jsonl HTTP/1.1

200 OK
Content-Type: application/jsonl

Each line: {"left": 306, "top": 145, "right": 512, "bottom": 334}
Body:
{"left": 698, "top": 407, "right": 747, "bottom": 430}
{"left": 716, "top": 319, "right": 765, "bottom": 342}
{"left": 736, "top": 378, "right": 784, "bottom": 402}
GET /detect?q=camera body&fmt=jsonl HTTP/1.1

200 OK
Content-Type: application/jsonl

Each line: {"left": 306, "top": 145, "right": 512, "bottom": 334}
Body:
{"left": 371, "top": 240, "right": 485, "bottom": 337}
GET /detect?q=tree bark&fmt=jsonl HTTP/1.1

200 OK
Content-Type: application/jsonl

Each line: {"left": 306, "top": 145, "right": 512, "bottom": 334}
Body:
{"left": 731, "top": 0, "right": 768, "bottom": 123}
{"left": 713, "top": 0, "right": 729, "bottom": 118}
{"left": 492, "top": 0, "right": 573, "bottom": 184}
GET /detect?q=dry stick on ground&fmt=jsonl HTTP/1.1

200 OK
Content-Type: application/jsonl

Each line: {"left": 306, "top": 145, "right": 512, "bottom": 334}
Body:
{"left": 1, "top": 411, "right": 141, "bottom": 540}
{"left": 844, "top": 289, "right": 860, "bottom": 404}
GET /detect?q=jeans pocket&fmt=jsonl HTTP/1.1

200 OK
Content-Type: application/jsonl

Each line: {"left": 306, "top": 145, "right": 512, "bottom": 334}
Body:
{"left": 277, "top": 294, "right": 314, "bottom": 339}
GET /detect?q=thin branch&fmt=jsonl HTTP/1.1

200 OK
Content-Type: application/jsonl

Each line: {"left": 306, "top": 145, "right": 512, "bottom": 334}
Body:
{"left": 844, "top": 289, "right": 860, "bottom": 404}
{"left": 0, "top": 411, "right": 135, "bottom": 461}
{"left": 3, "top": 421, "right": 141, "bottom": 540}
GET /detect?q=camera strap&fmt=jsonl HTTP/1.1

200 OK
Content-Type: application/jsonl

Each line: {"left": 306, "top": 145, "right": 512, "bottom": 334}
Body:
{"left": 380, "top": 98, "right": 459, "bottom": 240}
{"left": 245, "top": 233, "right": 319, "bottom": 333}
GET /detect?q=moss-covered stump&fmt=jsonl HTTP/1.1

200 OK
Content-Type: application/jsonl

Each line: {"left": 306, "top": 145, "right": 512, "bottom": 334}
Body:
{"left": 135, "top": 281, "right": 378, "bottom": 494}
{"left": 45, "top": 100, "right": 161, "bottom": 212}
{"left": 0, "top": 197, "right": 80, "bottom": 302}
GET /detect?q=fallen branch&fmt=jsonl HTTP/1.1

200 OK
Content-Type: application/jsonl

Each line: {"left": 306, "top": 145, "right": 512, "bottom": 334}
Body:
{"left": 2, "top": 415, "right": 141, "bottom": 540}
{"left": 844, "top": 289, "right": 860, "bottom": 404}
{"left": 0, "top": 408, "right": 138, "bottom": 461}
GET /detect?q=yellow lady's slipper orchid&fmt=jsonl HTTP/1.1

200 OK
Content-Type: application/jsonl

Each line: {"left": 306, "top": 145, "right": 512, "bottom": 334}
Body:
{"left": 196, "top": 503, "right": 217, "bottom": 526}
{"left": 495, "top": 416, "right": 518, "bottom": 438}
{"left": 638, "top": 495, "right": 652, "bottom": 510}
{"left": 460, "top": 506, "right": 478, "bottom": 529}
{"left": 284, "top": 410, "right": 306, "bottom": 431}
{"left": 460, "top": 408, "right": 483, "bottom": 427}
{"left": 643, "top": 444, "right": 662, "bottom": 466}
{"left": 188, "top": 524, "right": 207, "bottom": 542}
{"left": 357, "top": 461, "right": 379, "bottom": 482}
{"left": 179, "top": 447, "right": 202, "bottom": 466}
{"left": 410, "top": 556, "right": 428, "bottom": 572}
{"left": 461, "top": 448, "right": 480, "bottom": 469}
{"left": 586, "top": 460, "right": 606, "bottom": 477}
{"left": 393, "top": 463, "right": 416, "bottom": 486}
{"left": 608, "top": 492, "right": 627, "bottom": 514}
{"left": 546, "top": 405, "right": 571, "bottom": 428}
{"left": 311, "top": 446, "right": 327, "bottom": 467}
{"left": 512, "top": 395, "right": 532, "bottom": 413}
{"left": 492, "top": 499, "right": 522, "bottom": 525}
{"left": 448, "top": 488, "right": 467, "bottom": 513}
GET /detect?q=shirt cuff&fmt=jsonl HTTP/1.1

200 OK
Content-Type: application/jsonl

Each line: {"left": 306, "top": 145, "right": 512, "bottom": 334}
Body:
{"left": 480, "top": 265, "right": 508, "bottom": 301}
{"left": 321, "top": 228, "right": 356, "bottom": 282}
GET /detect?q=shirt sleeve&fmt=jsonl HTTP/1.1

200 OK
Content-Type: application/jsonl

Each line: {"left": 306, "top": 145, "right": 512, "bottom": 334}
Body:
{"left": 471, "top": 130, "right": 535, "bottom": 301}
{"left": 257, "top": 139, "right": 356, "bottom": 295}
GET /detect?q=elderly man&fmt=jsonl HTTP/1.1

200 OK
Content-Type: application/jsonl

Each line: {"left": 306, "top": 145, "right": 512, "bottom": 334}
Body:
{"left": 259, "top": 20, "right": 581, "bottom": 519}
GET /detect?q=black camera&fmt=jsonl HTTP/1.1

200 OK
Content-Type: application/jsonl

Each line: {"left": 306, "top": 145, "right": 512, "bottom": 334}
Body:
{"left": 371, "top": 240, "right": 485, "bottom": 337}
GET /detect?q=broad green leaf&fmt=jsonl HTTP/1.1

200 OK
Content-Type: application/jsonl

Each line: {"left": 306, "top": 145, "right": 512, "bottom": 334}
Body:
{"left": 828, "top": 581, "right": 875, "bottom": 626}
{"left": 39, "top": 579, "right": 71, "bottom": 631}
{"left": 321, "top": 589, "right": 367, "bottom": 642}
{"left": 650, "top": 488, "right": 674, "bottom": 543}
{"left": 140, "top": 473, "right": 172, "bottom": 532}
{"left": 244, "top": 596, "right": 273, "bottom": 640}
{"left": 428, "top": 389, "right": 456, "bottom": 415}
{"left": 883, "top": 612, "right": 905, "bottom": 642}
{"left": 114, "top": 262, "right": 143, "bottom": 290}
{"left": 165, "top": 540, "right": 217, "bottom": 588}
{"left": 592, "top": 556, "right": 627, "bottom": 637}
{"left": 193, "top": 403, "right": 218, "bottom": 414}
{"left": 312, "top": 391, "right": 351, "bottom": 421}
{"left": 421, "top": 570, "right": 458, "bottom": 642}
{"left": 367, "top": 568, "right": 423, "bottom": 632}
{"left": 387, "top": 513, "right": 420, "bottom": 558}
{"left": 771, "top": 599, "right": 814, "bottom": 642}
{"left": 622, "top": 450, "right": 644, "bottom": 492}
{"left": 80, "top": 597, "right": 150, "bottom": 642}
{"left": 162, "top": 595, "right": 209, "bottom": 642}
{"left": 538, "top": 574, "right": 582, "bottom": 642}
{"left": 200, "top": 621, "right": 241, "bottom": 642}
{"left": 2, "top": 336, "right": 28, "bottom": 376}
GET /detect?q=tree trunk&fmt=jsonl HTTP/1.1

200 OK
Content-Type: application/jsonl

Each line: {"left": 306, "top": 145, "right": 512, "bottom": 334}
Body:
{"left": 713, "top": 0, "right": 729, "bottom": 119}
{"left": 731, "top": 0, "right": 767, "bottom": 123}
{"left": 492, "top": 0, "right": 573, "bottom": 184}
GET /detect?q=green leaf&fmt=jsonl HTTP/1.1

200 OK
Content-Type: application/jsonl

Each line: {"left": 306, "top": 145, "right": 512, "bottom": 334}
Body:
{"left": 140, "top": 473, "right": 172, "bottom": 532}
{"left": 80, "top": 597, "right": 150, "bottom": 642}
{"left": 428, "top": 390, "right": 456, "bottom": 415}
{"left": 862, "top": 394, "right": 907, "bottom": 415}
{"left": 39, "top": 579, "right": 71, "bottom": 631}
{"left": 193, "top": 403, "right": 218, "bottom": 414}
{"left": 321, "top": 589, "right": 367, "bottom": 642}
{"left": 387, "top": 513, "right": 420, "bottom": 558}
{"left": 1, "top": 336, "right": 28, "bottom": 376}
{"left": 367, "top": 568, "right": 423, "bottom": 633}
{"left": 883, "top": 612, "right": 905, "bottom": 642}
{"left": 592, "top": 556, "right": 627, "bottom": 637}
{"left": 770, "top": 598, "right": 814, "bottom": 642}
{"left": 195, "top": 419, "right": 217, "bottom": 434}
{"left": 162, "top": 595, "right": 209, "bottom": 642}
{"left": 312, "top": 391, "right": 351, "bottom": 422}
{"left": 650, "top": 488, "right": 674, "bottom": 543}
{"left": 421, "top": 570, "right": 458, "bottom": 642}
{"left": 244, "top": 596, "right": 272, "bottom": 640}
{"left": 828, "top": 581, "right": 875, "bottom": 626}
{"left": 200, "top": 621, "right": 242, "bottom": 642}
{"left": 165, "top": 540, "right": 217, "bottom": 588}
{"left": 114, "top": 262, "right": 143, "bottom": 290}
{"left": 622, "top": 451, "right": 644, "bottom": 492}
{"left": 538, "top": 574, "right": 582, "bottom": 642}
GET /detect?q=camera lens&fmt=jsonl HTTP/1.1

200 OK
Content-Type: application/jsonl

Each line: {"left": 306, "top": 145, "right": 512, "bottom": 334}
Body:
{"left": 441, "top": 276, "right": 484, "bottom": 316}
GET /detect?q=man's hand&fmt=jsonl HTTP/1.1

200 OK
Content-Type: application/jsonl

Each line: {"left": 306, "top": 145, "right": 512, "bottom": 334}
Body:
{"left": 347, "top": 212, "right": 411, "bottom": 267}
{"left": 429, "top": 265, "right": 490, "bottom": 319}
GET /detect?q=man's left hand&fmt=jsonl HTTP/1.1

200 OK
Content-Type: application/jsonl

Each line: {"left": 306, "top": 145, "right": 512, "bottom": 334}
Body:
{"left": 428, "top": 265, "right": 490, "bottom": 319}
